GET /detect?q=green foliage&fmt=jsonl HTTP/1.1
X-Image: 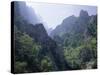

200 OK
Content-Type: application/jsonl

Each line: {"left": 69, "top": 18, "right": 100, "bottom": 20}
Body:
{"left": 64, "top": 46, "right": 82, "bottom": 69}
{"left": 40, "top": 56, "right": 53, "bottom": 71}
{"left": 19, "top": 34, "right": 33, "bottom": 46}
{"left": 87, "top": 16, "right": 97, "bottom": 37}
{"left": 52, "top": 15, "right": 97, "bottom": 70}
{"left": 31, "top": 43, "right": 41, "bottom": 56}
{"left": 14, "top": 61, "right": 27, "bottom": 73}
{"left": 14, "top": 26, "right": 42, "bottom": 73}
{"left": 64, "top": 36, "right": 97, "bottom": 69}
{"left": 18, "top": 33, "right": 41, "bottom": 56}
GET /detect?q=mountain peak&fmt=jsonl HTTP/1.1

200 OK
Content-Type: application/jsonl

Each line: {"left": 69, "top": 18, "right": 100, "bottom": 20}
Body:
{"left": 79, "top": 10, "right": 89, "bottom": 18}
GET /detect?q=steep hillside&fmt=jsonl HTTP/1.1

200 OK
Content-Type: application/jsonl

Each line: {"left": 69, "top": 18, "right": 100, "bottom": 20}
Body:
{"left": 50, "top": 10, "right": 97, "bottom": 69}
{"left": 13, "top": 1, "right": 71, "bottom": 73}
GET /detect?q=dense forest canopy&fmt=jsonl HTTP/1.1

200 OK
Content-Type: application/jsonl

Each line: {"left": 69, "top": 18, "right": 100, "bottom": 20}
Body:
{"left": 12, "top": 1, "right": 97, "bottom": 73}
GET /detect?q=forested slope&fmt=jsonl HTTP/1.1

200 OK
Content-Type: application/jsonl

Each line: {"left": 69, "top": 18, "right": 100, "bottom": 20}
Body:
{"left": 13, "top": 1, "right": 71, "bottom": 73}
{"left": 50, "top": 10, "right": 97, "bottom": 69}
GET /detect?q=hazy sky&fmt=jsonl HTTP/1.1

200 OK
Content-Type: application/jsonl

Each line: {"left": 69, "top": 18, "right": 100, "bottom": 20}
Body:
{"left": 26, "top": 2, "right": 97, "bottom": 29}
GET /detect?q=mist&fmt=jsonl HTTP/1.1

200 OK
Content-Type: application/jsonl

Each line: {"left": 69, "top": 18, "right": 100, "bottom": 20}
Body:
{"left": 16, "top": 2, "right": 42, "bottom": 25}
{"left": 26, "top": 2, "right": 97, "bottom": 30}
{"left": 15, "top": 2, "right": 97, "bottom": 35}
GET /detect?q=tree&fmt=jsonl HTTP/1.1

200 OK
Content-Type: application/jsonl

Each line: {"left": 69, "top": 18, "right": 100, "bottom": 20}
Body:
{"left": 40, "top": 56, "right": 53, "bottom": 71}
{"left": 14, "top": 61, "right": 27, "bottom": 73}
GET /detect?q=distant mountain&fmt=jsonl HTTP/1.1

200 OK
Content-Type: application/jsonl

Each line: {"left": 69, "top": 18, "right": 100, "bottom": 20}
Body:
{"left": 50, "top": 15, "right": 77, "bottom": 37}
{"left": 50, "top": 10, "right": 96, "bottom": 44}
{"left": 47, "top": 28, "right": 53, "bottom": 35}
{"left": 79, "top": 10, "right": 89, "bottom": 19}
